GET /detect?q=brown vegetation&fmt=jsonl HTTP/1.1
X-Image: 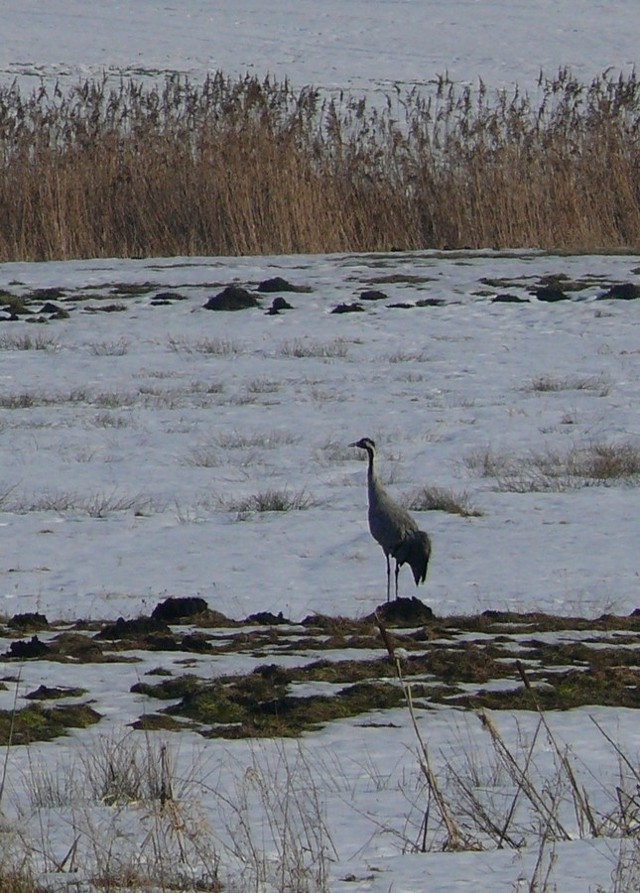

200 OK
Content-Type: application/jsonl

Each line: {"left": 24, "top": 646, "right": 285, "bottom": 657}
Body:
{"left": 465, "top": 440, "right": 640, "bottom": 492}
{"left": 2, "top": 68, "right": 640, "bottom": 260}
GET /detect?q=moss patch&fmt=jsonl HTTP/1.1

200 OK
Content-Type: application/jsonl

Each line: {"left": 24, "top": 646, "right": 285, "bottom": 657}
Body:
{"left": 7, "top": 598, "right": 640, "bottom": 741}
{"left": 181, "top": 679, "right": 405, "bottom": 738}
{"left": 0, "top": 703, "right": 101, "bottom": 745}
{"left": 25, "top": 684, "right": 86, "bottom": 700}
{"left": 130, "top": 713, "right": 185, "bottom": 731}
{"left": 448, "top": 666, "right": 640, "bottom": 711}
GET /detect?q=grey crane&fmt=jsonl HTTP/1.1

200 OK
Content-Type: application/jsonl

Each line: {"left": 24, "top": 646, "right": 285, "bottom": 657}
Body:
{"left": 350, "top": 437, "right": 431, "bottom": 601}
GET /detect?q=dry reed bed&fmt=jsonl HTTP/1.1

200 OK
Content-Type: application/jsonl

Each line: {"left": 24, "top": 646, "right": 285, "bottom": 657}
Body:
{"left": 2, "top": 68, "right": 640, "bottom": 260}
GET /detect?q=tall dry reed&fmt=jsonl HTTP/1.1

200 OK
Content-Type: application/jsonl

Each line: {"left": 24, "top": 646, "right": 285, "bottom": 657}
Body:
{"left": 1, "top": 68, "right": 640, "bottom": 260}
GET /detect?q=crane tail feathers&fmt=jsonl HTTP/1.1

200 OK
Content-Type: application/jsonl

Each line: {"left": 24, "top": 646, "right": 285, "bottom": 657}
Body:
{"left": 393, "top": 530, "right": 431, "bottom": 586}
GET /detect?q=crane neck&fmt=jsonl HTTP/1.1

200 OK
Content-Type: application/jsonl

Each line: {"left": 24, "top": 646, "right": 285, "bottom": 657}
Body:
{"left": 365, "top": 445, "right": 376, "bottom": 484}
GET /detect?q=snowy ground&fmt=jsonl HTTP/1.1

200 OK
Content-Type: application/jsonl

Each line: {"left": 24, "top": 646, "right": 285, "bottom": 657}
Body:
{"left": 2, "top": 250, "right": 640, "bottom": 891}
{"left": 3, "top": 3, "right": 640, "bottom": 891}
{"left": 3, "top": 250, "right": 640, "bottom": 624}
{"left": 2, "top": 0, "right": 639, "bottom": 94}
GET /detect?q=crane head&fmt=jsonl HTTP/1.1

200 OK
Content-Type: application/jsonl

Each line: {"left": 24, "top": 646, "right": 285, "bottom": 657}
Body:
{"left": 349, "top": 437, "right": 376, "bottom": 452}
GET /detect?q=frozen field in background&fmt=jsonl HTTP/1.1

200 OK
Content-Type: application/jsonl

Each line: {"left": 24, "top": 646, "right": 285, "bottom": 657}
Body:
{"left": 2, "top": 0, "right": 639, "bottom": 93}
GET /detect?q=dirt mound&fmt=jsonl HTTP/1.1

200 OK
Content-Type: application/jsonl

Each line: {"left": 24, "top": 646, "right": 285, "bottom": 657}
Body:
{"left": 152, "top": 596, "right": 210, "bottom": 622}
{"left": 372, "top": 597, "right": 434, "bottom": 626}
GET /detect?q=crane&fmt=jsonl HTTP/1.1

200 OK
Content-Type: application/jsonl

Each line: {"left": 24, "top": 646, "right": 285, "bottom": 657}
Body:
{"left": 350, "top": 437, "right": 431, "bottom": 601}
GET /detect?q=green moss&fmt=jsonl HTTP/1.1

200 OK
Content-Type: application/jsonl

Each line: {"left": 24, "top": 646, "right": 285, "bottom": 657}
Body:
{"left": 164, "top": 667, "right": 405, "bottom": 738}
{"left": 25, "top": 684, "right": 86, "bottom": 700}
{"left": 448, "top": 667, "right": 640, "bottom": 711}
{"left": 131, "top": 674, "right": 201, "bottom": 699}
{"left": 13, "top": 605, "right": 640, "bottom": 743}
{"left": 0, "top": 703, "right": 101, "bottom": 745}
{"left": 131, "top": 713, "right": 185, "bottom": 731}
{"left": 108, "top": 282, "right": 160, "bottom": 296}
{"left": 47, "top": 704, "right": 100, "bottom": 728}
{"left": 0, "top": 293, "right": 28, "bottom": 314}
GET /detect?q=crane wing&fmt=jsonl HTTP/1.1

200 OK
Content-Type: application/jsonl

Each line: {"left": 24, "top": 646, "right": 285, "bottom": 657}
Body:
{"left": 392, "top": 530, "right": 431, "bottom": 585}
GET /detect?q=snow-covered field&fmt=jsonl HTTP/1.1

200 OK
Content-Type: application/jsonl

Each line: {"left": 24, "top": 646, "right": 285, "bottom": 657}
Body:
{"left": 2, "top": 4, "right": 640, "bottom": 892}
{"left": 3, "top": 0, "right": 640, "bottom": 93}
{"left": 3, "top": 250, "right": 640, "bottom": 624}
{"left": 3, "top": 249, "right": 640, "bottom": 891}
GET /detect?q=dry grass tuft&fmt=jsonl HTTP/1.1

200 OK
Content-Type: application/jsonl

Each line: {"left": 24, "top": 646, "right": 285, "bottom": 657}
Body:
{"left": 405, "top": 485, "right": 483, "bottom": 517}
{"left": 525, "top": 373, "right": 611, "bottom": 396}
{"left": 4, "top": 68, "right": 640, "bottom": 260}
{"left": 7, "top": 488, "right": 159, "bottom": 516}
{"left": 214, "top": 429, "right": 299, "bottom": 450}
{"left": 0, "top": 871, "right": 38, "bottom": 893}
{"left": 278, "top": 338, "right": 349, "bottom": 359}
{"left": 89, "top": 337, "right": 130, "bottom": 356}
{"left": 218, "top": 487, "right": 316, "bottom": 515}
{"left": 0, "top": 332, "right": 57, "bottom": 351}
{"left": 466, "top": 440, "right": 640, "bottom": 492}
{"left": 167, "top": 335, "right": 243, "bottom": 356}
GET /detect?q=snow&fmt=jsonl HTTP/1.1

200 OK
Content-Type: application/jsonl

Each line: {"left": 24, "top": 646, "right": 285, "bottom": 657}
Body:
{"left": 3, "top": 251, "right": 640, "bottom": 623}
{"left": 2, "top": 5, "right": 640, "bottom": 891}
{"left": 4, "top": 249, "right": 640, "bottom": 890}
{"left": 2, "top": 0, "right": 639, "bottom": 93}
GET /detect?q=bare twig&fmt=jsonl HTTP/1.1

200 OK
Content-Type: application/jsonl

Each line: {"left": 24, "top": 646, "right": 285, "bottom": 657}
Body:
{"left": 376, "top": 613, "right": 466, "bottom": 851}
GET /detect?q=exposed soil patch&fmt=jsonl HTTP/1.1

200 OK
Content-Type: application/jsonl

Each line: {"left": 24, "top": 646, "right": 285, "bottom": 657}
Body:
{"left": 151, "top": 596, "right": 210, "bottom": 622}
{"left": 6, "top": 599, "right": 640, "bottom": 742}
{"left": 8, "top": 612, "right": 50, "bottom": 632}
{"left": 256, "top": 276, "right": 311, "bottom": 293}
{"left": 94, "top": 615, "right": 172, "bottom": 644}
{"left": 25, "top": 684, "right": 87, "bottom": 700}
{"left": 3, "top": 266, "right": 638, "bottom": 326}
{"left": 203, "top": 285, "right": 261, "bottom": 311}
{"left": 372, "top": 596, "right": 434, "bottom": 625}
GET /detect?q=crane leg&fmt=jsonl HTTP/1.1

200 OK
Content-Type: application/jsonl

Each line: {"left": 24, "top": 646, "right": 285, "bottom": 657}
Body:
{"left": 394, "top": 561, "right": 400, "bottom": 600}
{"left": 385, "top": 554, "right": 391, "bottom": 602}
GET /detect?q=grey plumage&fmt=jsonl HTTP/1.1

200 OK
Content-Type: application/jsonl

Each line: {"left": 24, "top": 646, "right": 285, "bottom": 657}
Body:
{"left": 350, "top": 437, "right": 431, "bottom": 601}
